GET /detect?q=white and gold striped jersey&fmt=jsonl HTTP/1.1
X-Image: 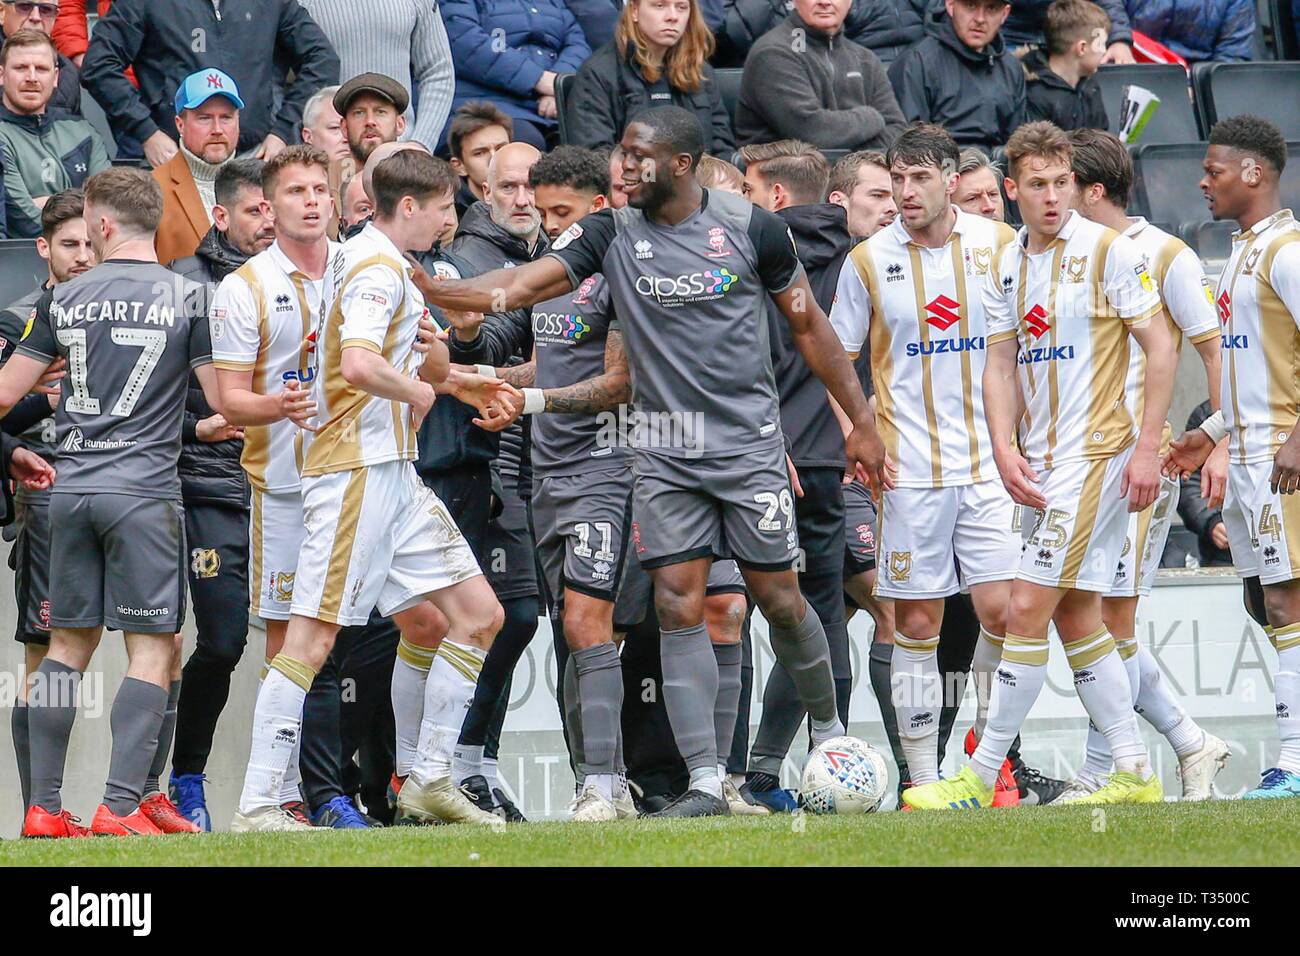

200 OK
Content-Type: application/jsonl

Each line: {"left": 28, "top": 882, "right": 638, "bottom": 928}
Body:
{"left": 303, "top": 222, "right": 423, "bottom": 477}
{"left": 1217, "top": 208, "right": 1300, "bottom": 465}
{"left": 830, "top": 208, "right": 1017, "bottom": 488}
{"left": 1120, "top": 218, "right": 1219, "bottom": 437}
{"left": 210, "top": 240, "right": 339, "bottom": 493}
{"left": 983, "top": 210, "right": 1162, "bottom": 471}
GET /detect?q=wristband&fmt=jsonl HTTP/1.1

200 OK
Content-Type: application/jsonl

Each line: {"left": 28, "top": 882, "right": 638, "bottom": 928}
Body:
{"left": 1198, "top": 409, "right": 1228, "bottom": 443}
{"left": 475, "top": 364, "right": 497, "bottom": 379}
{"left": 522, "top": 388, "right": 545, "bottom": 415}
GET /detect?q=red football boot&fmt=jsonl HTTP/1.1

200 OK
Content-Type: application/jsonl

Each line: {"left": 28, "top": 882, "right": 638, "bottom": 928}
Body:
{"left": 90, "top": 803, "right": 164, "bottom": 836}
{"left": 139, "top": 792, "right": 201, "bottom": 833}
{"left": 23, "top": 805, "right": 91, "bottom": 838}
{"left": 963, "top": 727, "right": 1020, "bottom": 807}
{"left": 280, "top": 800, "right": 313, "bottom": 826}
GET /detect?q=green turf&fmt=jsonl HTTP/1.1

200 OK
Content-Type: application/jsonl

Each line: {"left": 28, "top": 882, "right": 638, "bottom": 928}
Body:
{"left": 2, "top": 800, "right": 1297, "bottom": 866}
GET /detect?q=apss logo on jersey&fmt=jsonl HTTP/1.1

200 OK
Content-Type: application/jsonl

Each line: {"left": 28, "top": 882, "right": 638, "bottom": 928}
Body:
{"left": 191, "top": 548, "right": 221, "bottom": 578}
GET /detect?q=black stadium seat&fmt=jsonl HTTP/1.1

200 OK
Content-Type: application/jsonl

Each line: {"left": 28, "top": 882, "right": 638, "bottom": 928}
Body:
{"left": 0, "top": 240, "right": 47, "bottom": 309}
{"left": 1093, "top": 64, "right": 1200, "bottom": 145}
{"left": 1274, "top": 0, "right": 1300, "bottom": 58}
{"left": 713, "top": 67, "right": 743, "bottom": 130}
{"left": 1192, "top": 60, "right": 1300, "bottom": 138}
{"left": 555, "top": 72, "right": 576, "bottom": 145}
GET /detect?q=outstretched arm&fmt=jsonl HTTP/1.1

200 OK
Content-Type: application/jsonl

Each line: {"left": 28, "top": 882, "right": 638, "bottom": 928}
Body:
{"left": 410, "top": 256, "right": 573, "bottom": 315}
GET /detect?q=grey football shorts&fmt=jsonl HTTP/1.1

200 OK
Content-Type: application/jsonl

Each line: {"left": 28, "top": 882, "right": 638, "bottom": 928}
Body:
{"left": 12, "top": 494, "right": 52, "bottom": 644}
{"left": 48, "top": 493, "right": 187, "bottom": 634}
{"left": 842, "top": 480, "right": 879, "bottom": 577}
{"left": 532, "top": 464, "right": 633, "bottom": 613}
{"left": 630, "top": 443, "right": 799, "bottom": 572}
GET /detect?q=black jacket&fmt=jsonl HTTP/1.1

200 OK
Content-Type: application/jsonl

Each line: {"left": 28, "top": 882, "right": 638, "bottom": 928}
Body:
{"left": 1176, "top": 400, "right": 1232, "bottom": 567}
{"left": 568, "top": 42, "right": 734, "bottom": 157}
{"left": 888, "top": 12, "right": 1027, "bottom": 153}
{"left": 0, "top": 432, "right": 20, "bottom": 526}
{"left": 1002, "top": 0, "right": 1132, "bottom": 51}
{"left": 567, "top": 0, "right": 724, "bottom": 49}
{"left": 735, "top": 11, "right": 905, "bottom": 149}
{"left": 82, "top": 0, "right": 340, "bottom": 153}
{"left": 1021, "top": 48, "right": 1108, "bottom": 131}
{"left": 169, "top": 227, "right": 251, "bottom": 506}
{"left": 413, "top": 202, "right": 542, "bottom": 479}
{"left": 716, "top": 0, "right": 933, "bottom": 67}
{"left": 767, "top": 202, "right": 853, "bottom": 469}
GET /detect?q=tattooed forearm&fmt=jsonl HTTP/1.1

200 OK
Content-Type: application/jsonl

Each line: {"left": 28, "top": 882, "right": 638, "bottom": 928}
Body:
{"left": 500, "top": 361, "right": 536, "bottom": 388}
{"left": 543, "top": 330, "right": 629, "bottom": 414}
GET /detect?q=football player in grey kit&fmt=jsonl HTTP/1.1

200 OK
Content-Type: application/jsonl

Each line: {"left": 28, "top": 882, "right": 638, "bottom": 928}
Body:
{"left": 418, "top": 107, "right": 888, "bottom": 817}
{"left": 0, "top": 168, "right": 222, "bottom": 837}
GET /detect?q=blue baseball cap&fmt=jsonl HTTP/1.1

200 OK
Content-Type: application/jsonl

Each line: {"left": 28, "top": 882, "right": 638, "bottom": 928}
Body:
{"left": 174, "top": 68, "right": 245, "bottom": 114}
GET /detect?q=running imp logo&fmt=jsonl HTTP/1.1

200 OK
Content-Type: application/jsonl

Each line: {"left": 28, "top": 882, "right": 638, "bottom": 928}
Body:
{"left": 634, "top": 269, "right": 738, "bottom": 306}
{"left": 533, "top": 311, "right": 591, "bottom": 341}
{"left": 60, "top": 427, "right": 136, "bottom": 453}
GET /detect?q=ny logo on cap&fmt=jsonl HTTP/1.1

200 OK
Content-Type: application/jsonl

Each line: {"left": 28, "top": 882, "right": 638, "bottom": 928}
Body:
{"left": 924, "top": 295, "right": 961, "bottom": 332}
{"left": 207, "top": 72, "right": 224, "bottom": 89}
{"left": 1024, "top": 304, "right": 1051, "bottom": 340}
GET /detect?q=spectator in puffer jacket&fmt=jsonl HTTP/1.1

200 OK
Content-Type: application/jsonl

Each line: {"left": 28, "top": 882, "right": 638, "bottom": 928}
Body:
{"left": 0, "top": 31, "right": 110, "bottom": 239}
{"left": 1001, "top": 0, "right": 1133, "bottom": 61}
{"left": 567, "top": 0, "right": 724, "bottom": 49}
{"left": 888, "top": 1, "right": 1027, "bottom": 154}
{"left": 1124, "top": 0, "right": 1255, "bottom": 63}
{"left": 1022, "top": 0, "right": 1109, "bottom": 132}
{"left": 442, "top": 0, "right": 591, "bottom": 151}
{"left": 568, "top": 0, "right": 734, "bottom": 157}
{"left": 716, "top": 0, "right": 933, "bottom": 67}
{"left": 734, "top": 0, "right": 905, "bottom": 149}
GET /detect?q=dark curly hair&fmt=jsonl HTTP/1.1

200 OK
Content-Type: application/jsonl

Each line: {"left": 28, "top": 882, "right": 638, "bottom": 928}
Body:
{"left": 529, "top": 145, "right": 611, "bottom": 197}
{"left": 1209, "top": 114, "right": 1287, "bottom": 176}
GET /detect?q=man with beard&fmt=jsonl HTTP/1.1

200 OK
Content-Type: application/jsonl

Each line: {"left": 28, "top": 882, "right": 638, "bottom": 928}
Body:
{"left": 3, "top": 188, "right": 94, "bottom": 820}
{"left": 153, "top": 68, "right": 243, "bottom": 265}
{"left": 163, "top": 157, "right": 274, "bottom": 829}
{"left": 337, "top": 74, "right": 408, "bottom": 178}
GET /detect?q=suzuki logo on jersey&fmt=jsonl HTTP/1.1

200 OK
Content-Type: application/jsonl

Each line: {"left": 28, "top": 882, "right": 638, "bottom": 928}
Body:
{"left": 1023, "top": 304, "right": 1051, "bottom": 339}
{"left": 1018, "top": 345, "right": 1075, "bottom": 365}
{"left": 1221, "top": 333, "right": 1249, "bottom": 349}
{"left": 533, "top": 311, "right": 591, "bottom": 341}
{"left": 924, "top": 295, "right": 962, "bottom": 331}
{"left": 1217, "top": 291, "right": 1231, "bottom": 324}
{"left": 905, "top": 336, "right": 985, "bottom": 357}
{"left": 634, "top": 269, "right": 737, "bottom": 306}
{"left": 282, "top": 368, "right": 316, "bottom": 384}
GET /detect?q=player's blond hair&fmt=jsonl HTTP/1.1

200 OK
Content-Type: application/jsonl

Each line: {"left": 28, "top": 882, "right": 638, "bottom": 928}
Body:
{"left": 1005, "top": 121, "right": 1073, "bottom": 180}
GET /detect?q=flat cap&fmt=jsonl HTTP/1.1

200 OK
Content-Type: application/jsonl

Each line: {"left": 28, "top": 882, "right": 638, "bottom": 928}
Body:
{"left": 333, "top": 73, "right": 410, "bottom": 115}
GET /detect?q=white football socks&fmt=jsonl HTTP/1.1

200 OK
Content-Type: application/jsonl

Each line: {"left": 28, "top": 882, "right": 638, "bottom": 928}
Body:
{"left": 971, "top": 627, "right": 1005, "bottom": 740}
{"left": 971, "top": 633, "right": 1049, "bottom": 788}
{"left": 688, "top": 764, "right": 723, "bottom": 798}
{"left": 451, "top": 744, "right": 484, "bottom": 786}
{"left": 1066, "top": 629, "right": 1150, "bottom": 780}
{"left": 391, "top": 638, "right": 434, "bottom": 778}
{"left": 409, "top": 640, "right": 484, "bottom": 785}
{"left": 1272, "top": 625, "right": 1300, "bottom": 774}
{"left": 239, "top": 655, "right": 316, "bottom": 814}
{"left": 1135, "top": 643, "right": 1203, "bottom": 758}
{"left": 892, "top": 633, "right": 941, "bottom": 785}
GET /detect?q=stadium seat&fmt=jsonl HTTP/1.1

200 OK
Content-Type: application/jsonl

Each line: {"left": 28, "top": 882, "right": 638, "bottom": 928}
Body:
{"left": 0, "top": 240, "right": 46, "bottom": 309}
{"left": 555, "top": 72, "right": 576, "bottom": 145}
{"left": 714, "top": 68, "right": 743, "bottom": 130}
{"left": 1130, "top": 142, "right": 1219, "bottom": 257}
{"left": 821, "top": 148, "right": 849, "bottom": 167}
{"left": 1270, "top": 0, "right": 1299, "bottom": 58}
{"left": 1093, "top": 64, "right": 1200, "bottom": 145}
{"left": 1193, "top": 60, "right": 1300, "bottom": 138}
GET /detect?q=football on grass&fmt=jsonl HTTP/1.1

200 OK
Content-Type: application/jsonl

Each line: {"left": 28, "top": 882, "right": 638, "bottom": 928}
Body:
{"left": 800, "top": 735, "right": 889, "bottom": 815}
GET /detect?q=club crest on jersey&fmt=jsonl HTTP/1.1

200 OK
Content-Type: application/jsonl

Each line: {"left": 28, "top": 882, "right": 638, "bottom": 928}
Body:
{"left": 271, "top": 572, "right": 295, "bottom": 604}
{"left": 210, "top": 306, "right": 226, "bottom": 340}
{"left": 706, "top": 226, "right": 732, "bottom": 258}
{"left": 888, "top": 551, "right": 912, "bottom": 582}
{"left": 573, "top": 276, "right": 598, "bottom": 304}
{"left": 966, "top": 246, "right": 992, "bottom": 276}
{"left": 191, "top": 548, "right": 221, "bottom": 579}
{"left": 1242, "top": 247, "right": 1263, "bottom": 276}
{"left": 1064, "top": 255, "right": 1088, "bottom": 283}
{"left": 552, "top": 222, "right": 583, "bottom": 251}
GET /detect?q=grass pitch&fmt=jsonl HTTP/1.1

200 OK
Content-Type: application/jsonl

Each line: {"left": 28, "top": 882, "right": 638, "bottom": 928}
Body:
{"left": 1, "top": 799, "right": 1296, "bottom": 866}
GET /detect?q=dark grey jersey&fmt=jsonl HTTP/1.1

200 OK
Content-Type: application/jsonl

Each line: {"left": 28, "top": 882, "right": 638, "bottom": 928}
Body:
{"left": 546, "top": 189, "right": 802, "bottom": 460}
{"left": 532, "top": 273, "right": 628, "bottom": 476}
{"left": 0, "top": 287, "right": 57, "bottom": 504}
{"left": 16, "top": 260, "right": 212, "bottom": 499}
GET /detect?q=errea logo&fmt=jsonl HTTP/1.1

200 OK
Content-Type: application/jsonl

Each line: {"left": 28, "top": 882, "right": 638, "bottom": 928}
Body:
{"left": 634, "top": 239, "right": 653, "bottom": 260}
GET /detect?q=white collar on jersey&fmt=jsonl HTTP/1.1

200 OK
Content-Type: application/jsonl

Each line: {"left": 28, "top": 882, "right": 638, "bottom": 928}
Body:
{"left": 358, "top": 221, "right": 411, "bottom": 269}
{"left": 1232, "top": 207, "right": 1295, "bottom": 241}
{"left": 1016, "top": 208, "right": 1082, "bottom": 250}
{"left": 1123, "top": 215, "right": 1150, "bottom": 239}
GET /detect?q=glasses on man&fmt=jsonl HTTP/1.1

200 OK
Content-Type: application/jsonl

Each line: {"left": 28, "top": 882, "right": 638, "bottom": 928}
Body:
{"left": 5, "top": 2, "right": 60, "bottom": 20}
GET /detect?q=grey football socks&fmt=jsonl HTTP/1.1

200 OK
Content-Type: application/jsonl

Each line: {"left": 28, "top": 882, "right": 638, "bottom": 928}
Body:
{"left": 768, "top": 602, "right": 841, "bottom": 738}
{"left": 562, "top": 652, "right": 585, "bottom": 778}
{"left": 869, "top": 642, "right": 909, "bottom": 781}
{"left": 660, "top": 623, "right": 719, "bottom": 774}
{"left": 103, "top": 678, "right": 168, "bottom": 816}
{"left": 748, "top": 663, "right": 804, "bottom": 779}
{"left": 27, "top": 658, "right": 82, "bottom": 813}
{"left": 12, "top": 699, "right": 30, "bottom": 811}
{"left": 144, "top": 679, "right": 181, "bottom": 796}
{"left": 712, "top": 641, "right": 743, "bottom": 769}
{"left": 573, "top": 642, "right": 623, "bottom": 777}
